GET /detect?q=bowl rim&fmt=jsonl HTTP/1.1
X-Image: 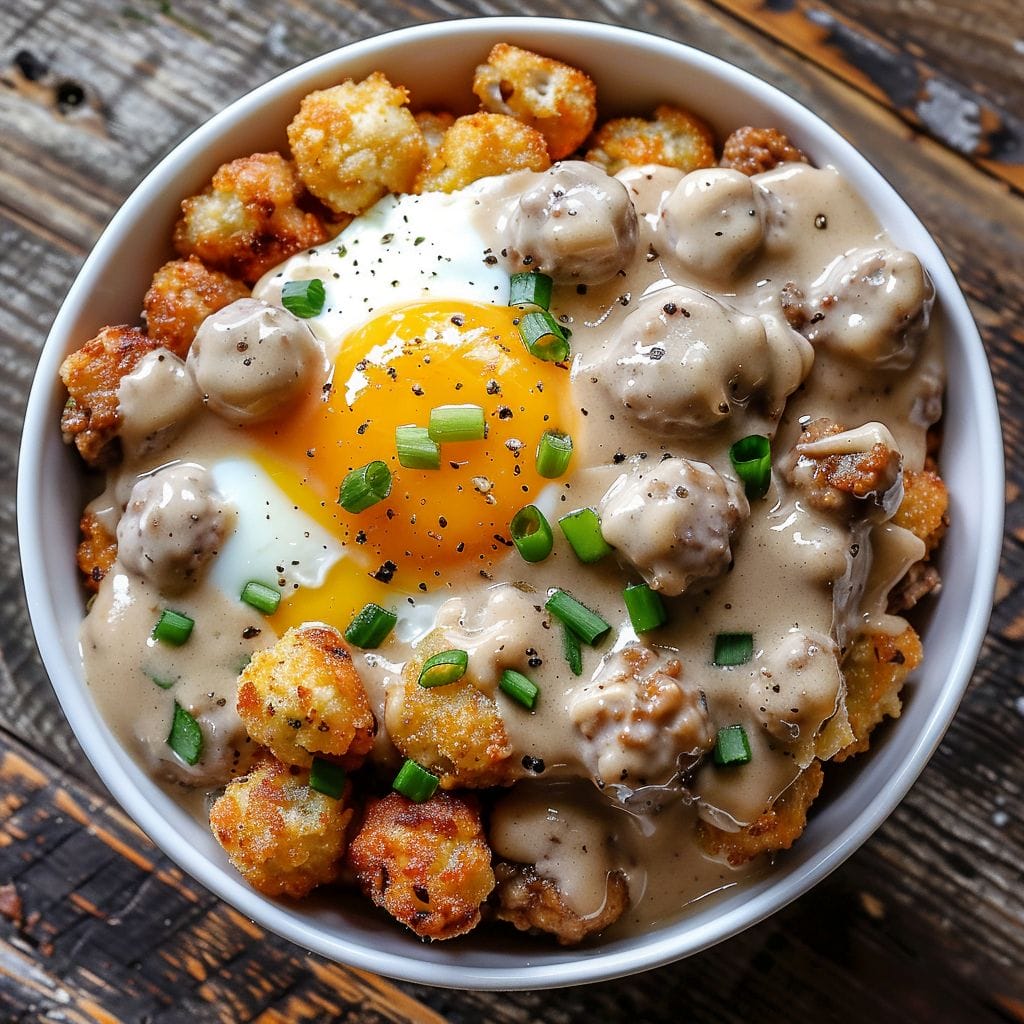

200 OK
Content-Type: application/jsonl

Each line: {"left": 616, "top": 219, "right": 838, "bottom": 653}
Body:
{"left": 17, "top": 15, "right": 1004, "bottom": 990}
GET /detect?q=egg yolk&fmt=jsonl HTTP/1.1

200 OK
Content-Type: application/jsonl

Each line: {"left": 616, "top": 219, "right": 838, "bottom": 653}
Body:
{"left": 253, "top": 300, "right": 577, "bottom": 595}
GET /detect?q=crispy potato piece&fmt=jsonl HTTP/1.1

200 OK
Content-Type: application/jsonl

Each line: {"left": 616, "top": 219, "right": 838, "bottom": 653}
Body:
{"left": 493, "top": 863, "right": 628, "bottom": 945}
{"left": 237, "top": 624, "right": 376, "bottom": 769}
{"left": 209, "top": 753, "right": 353, "bottom": 898}
{"left": 893, "top": 468, "right": 949, "bottom": 554}
{"left": 720, "top": 126, "right": 808, "bottom": 176}
{"left": 415, "top": 110, "right": 455, "bottom": 157}
{"left": 288, "top": 72, "right": 425, "bottom": 215}
{"left": 143, "top": 256, "right": 249, "bottom": 357}
{"left": 348, "top": 791, "right": 494, "bottom": 940}
{"left": 835, "top": 626, "right": 923, "bottom": 762}
{"left": 77, "top": 509, "right": 117, "bottom": 592}
{"left": 585, "top": 104, "right": 715, "bottom": 176}
{"left": 174, "top": 152, "right": 329, "bottom": 284}
{"left": 415, "top": 112, "right": 551, "bottom": 194}
{"left": 697, "top": 760, "right": 825, "bottom": 866}
{"left": 472, "top": 43, "right": 597, "bottom": 160}
{"left": 59, "top": 325, "right": 162, "bottom": 467}
{"left": 384, "top": 629, "right": 514, "bottom": 788}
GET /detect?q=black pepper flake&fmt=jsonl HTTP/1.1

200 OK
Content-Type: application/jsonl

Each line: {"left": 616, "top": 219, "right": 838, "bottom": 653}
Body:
{"left": 371, "top": 560, "right": 398, "bottom": 583}
{"left": 355, "top": 530, "right": 367, "bottom": 544}
{"left": 810, "top": 312, "right": 826, "bottom": 324}
{"left": 649, "top": 347, "right": 665, "bottom": 361}
{"left": 242, "top": 625, "right": 261, "bottom": 640}
{"left": 413, "top": 885, "right": 430, "bottom": 903}
{"left": 14, "top": 50, "right": 46, "bottom": 81}
{"left": 576, "top": 284, "right": 588, "bottom": 295}
{"left": 450, "top": 313, "right": 465, "bottom": 327}
{"left": 814, "top": 214, "right": 828, "bottom": 229}
{"left": 522, "top": 755, "right": 546, "bottom": 773}
{"left": 411, "top": 384, "right": 424, "bottom": 396}
{"left": 306, "top": 448, "right": 316, "bottom": 458}
{"left": 357, "top": 421, "right": 370, "bottom": 435}
{"left": 493, "top": 534, "right": 513, "bottom": 547}
{"left": 613, "top": 451, "right": 626, "bottom": 464}
{"left": 484, "top": 253, "right": 498, "bottom": 265}
{"left": 438, "top": 516, "right": 448, "bottom": 528}
{"left": 56, "top": 80, "right": 85, "bottom": 109}
{"left": 497, "top": 405, "right": 513, "bottom": 420}
{"left": 486, "top": 379, "right": 501, "bottom": 395}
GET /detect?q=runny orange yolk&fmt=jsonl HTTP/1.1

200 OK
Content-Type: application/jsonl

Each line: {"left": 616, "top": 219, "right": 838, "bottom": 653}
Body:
{"left": 253, "top": 300, "right": 577, "bottom": 597}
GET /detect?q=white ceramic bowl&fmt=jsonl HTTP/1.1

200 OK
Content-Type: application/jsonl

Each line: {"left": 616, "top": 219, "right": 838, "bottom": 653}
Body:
{"left": 18, "top": 17, "right": 1003, "bottom": 989}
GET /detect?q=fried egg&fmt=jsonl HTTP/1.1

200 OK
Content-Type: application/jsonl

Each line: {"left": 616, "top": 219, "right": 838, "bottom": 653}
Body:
{"left": 239, "top": 189, "right": 578, "bottom": 632}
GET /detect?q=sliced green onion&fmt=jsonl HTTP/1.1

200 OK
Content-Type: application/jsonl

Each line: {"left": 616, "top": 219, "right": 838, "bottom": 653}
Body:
{"left": 510, "top": 504, "right": 554, "bottom": 563}
{"left": 623, "top": 583, "right": 667, "bottom": 633}
{"left": 536, "top": 429, "right": 573, "bottom": 478}
{"left": 545, "top": 589, "right": 611, "bottom": 646}
{"left": 147, "top": 671, "right": 176, "bottom": 690}
{"left": 396, "top": 425, "right": 441, "bottom": 470}
{"left": 338, "top": 460, "right": 392, "bottom": 513}
{"left": 509, "top": 271, "right": 553, "bottom": 310}
{"left": 152, "top": 608, "right": 194, "bottom": 646}
{"left": 562, "top": 622, "right": 583, "bottom": 676}
{"left": 167, "top": 702, "right": 203, "bottom": 765}
{"left": 418, "top": 649, "right": 469, "bottom": 688}
{"left": 500, "top": 669, "right": 539, "bottom": 710}
{"left": 558, "top": 507, "right": 612, "bottom": 563}
{"left": 714, "top": 724, "right": 752, "bottom": 767}
{"left": 309, "top": 756, "right": 347, "bottom": 799}
{"left": 427, "top": 404, "right": 486, "bottom": 443}
{"left": 344, "top": 603, "right": 397, "bottom": 649}
{"left": 729, "top": 434, "right": 772, "bottom": 500}
{"left": 518, "top": 310, "right": 570, "bottom": 362}
{"left": 714, "top": 632, "right": 754, "bottom": 666}
{"left": 393, "top": 759, "right": 439, "bottom": 802}
{"left": 281, "top": 278, "right": 326, "bottom": 318}
{"left": 240, "top": 581, "right": 281, "bottom": 615}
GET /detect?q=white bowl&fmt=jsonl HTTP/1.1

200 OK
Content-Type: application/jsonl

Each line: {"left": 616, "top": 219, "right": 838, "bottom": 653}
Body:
{"left": 17, "top": 17, "right": 1003, "bottom": 989}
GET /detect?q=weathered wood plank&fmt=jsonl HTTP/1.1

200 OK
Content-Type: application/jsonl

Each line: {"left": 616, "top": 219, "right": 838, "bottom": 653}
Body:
{"left": 711, "top": 0, "right": 1024, "bottom": 191}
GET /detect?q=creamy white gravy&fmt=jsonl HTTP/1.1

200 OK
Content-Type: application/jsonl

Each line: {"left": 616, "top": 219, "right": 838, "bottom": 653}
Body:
{"left": 80, "top": 157, "right": 943, "bottom": 939}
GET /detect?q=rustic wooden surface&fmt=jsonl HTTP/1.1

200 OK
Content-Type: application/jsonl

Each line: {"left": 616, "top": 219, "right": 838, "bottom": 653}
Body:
{"left": 1, "top": 0, "right": 1022, "bottom": 1020}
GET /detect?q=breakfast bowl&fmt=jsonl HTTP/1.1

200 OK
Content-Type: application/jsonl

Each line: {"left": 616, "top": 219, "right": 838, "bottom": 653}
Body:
{"left": 17, "top": 17, "right": 1003, "bottom": 989}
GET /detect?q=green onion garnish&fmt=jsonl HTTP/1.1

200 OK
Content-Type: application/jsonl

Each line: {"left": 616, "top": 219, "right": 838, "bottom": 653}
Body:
{"left": 167, "top": 701, "right": 203, "bottom": 765}
{"left": 561, "top": 622, "right": 583, "bottom": 676}
{"left": 509, "top": 504, "right": 554, "bottom": 563}
{"left": 713, "top": 724, "right": 752, "bottom": 766}
{"left": 344, "top": 603, "right": 397, "bottom": 649}
{"left": 418, "top": 649, "right": 469, "bottom": 688}
{"left": 499, "top": 669, "right": 539, "bottom": 710}
{"left": 281, "top": 278, "right": 326, "bottom": 318}
{"left": 558, "top": 507, "right": 612, "bottom": 563}
{"left": 338, "top": 460, "right": 392, "bottom": 513}
{"left": 509, "top": 271, "right": 553, "bottom": 310}
{"left": 427, "top": 404, "right": 486, "bottom": 443}
{"left": 545, "top": 589, "right": 611, "bottom": 646}
{"left": 309, "top": 756, "right": 347, "bottom": 799}
{"left": 729, "top": 434, "right": 772, "bottom": 500}
{"left": 147, "top": 671, "right": 176, "bottom": 690}
{"left": 392, "top": 759, "right": 439, "bottom": 802}
{"left": 240, "top": 581, "right": 281, "bottom": 615}
{"left": 536, "top": 429, "right": 573, "bottom": 478}
{"left": 714, "top": 632, "right": 754, "bottom": 666}
{"left": 396, "top": 425, "right": 441, "bottom": 470}
{"left": 623, "top": 583, "right": 667, "bottom": 633}
{"left": 152, "top": 609, "right": 194, "bottom": 646}
{"left": 518, "top": 310, "right": 570, "bottom": 362}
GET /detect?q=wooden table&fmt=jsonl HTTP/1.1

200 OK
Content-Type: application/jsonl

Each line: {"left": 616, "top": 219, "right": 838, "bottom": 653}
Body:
{"left": 2, "top": 1, "right": 1022, "bottom": 1020}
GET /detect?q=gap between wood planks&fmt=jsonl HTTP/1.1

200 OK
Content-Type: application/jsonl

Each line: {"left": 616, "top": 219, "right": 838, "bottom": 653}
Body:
{"left": 707, "top": 0, "right": 1024, "bottom": 195}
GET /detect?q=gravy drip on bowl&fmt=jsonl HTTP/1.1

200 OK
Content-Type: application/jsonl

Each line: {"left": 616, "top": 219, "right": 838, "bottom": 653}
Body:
{"left": 78, "top": 157, "right": 943, "bottom": 938}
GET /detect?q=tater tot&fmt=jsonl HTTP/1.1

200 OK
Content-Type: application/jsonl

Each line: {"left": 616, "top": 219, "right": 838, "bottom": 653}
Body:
{"left": 173, "top": 152, "right": 329, "bottom": 284}
{"left": 347, "top": 791, "right": 494, "bottom": 940}
{"left": 384, "top": 629, "right": 514, "bottom": 789}
{"left": 209, "top": 753, "right": 353, "bottom": 898}
{"left": 835, "top": 626, "right": 923, "bottom": 762}
{"left": 415, "top": 112, "right": 551, "bottom": 194}
{"left": 697, "top": 760, "right": 825, "bottom": 866}
{"left": 493, "top": 863, "right": 629, "bottom": 945}
{"left": 143, "top": 256, "right": 249, "bottom": 357}
{"left": 77, "top": 509, "right": 117, "bottom": 592}
{"left": 585, "top": 104, "right": 716, "bottom": 176}
{"left": 59, "top": 325, "right": 162, "bottom": 466}
{"left": 414, "top": 110, "right": 455, "bottom": 157}
{"left": 472, "top": 43, "right": 597, "bottom": 159}
{"left": 893, "top": 468, "right": 949, "bottom": 554}
{"left": 237, "top": 624, "right": 376, "bottom": 769}
{"left": 288, "top": 72, "right": 425, "bottom": 215}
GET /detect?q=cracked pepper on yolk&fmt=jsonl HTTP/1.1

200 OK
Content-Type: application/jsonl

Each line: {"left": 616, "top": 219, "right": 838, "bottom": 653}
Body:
{"left": 252, "top": 299, "right": 577, "bottom": 609}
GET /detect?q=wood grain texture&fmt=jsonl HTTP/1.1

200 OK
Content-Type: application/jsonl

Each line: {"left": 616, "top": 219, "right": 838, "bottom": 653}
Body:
{"left": 1, "top": 0, "right": 1022, "bottom": 1019}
